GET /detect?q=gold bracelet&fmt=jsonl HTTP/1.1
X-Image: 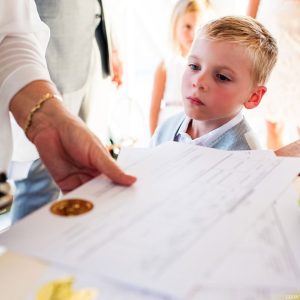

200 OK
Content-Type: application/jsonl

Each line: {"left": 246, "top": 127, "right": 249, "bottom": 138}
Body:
{"left": 23, "top": 92, "right": 61, "bottom": 136}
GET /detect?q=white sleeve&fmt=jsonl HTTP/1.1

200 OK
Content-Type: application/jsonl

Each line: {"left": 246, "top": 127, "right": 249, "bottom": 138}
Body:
{"left": 0, "top": 33, "right": 51, "bottom": 111}
{"left": 0, "top": 0, "right": 52, "bottom": 173}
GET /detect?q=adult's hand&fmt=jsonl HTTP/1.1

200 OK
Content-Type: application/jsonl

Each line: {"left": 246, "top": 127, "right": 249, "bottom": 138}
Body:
{"left": 275, "top": 140, "right": 300, "bottom": 157}
{"left": 10, "top": 81, "right": 136, "bottom": 193}
{"left": 111, "top": 49, "right": 123, "bottom": 87}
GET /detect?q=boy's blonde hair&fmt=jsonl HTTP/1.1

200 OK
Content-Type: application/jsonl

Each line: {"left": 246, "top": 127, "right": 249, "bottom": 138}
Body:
{"left": 197, "top": 16, "right": 278, "bottom": 85}
{"left": 170, "top": 0, "right": 210, "bottom": 54}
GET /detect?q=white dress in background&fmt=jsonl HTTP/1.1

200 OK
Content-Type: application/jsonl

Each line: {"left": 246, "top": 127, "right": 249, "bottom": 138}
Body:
{"left": 158, "top": 53, "right": 186, "bottom": 125}
{"left": 256, "top": 0, "right": 300, "bottom": 127}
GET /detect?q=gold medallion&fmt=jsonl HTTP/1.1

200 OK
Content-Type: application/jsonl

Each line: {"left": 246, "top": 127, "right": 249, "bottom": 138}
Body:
{"left": 50, "top": 199, "right": 93, "bottom": 216}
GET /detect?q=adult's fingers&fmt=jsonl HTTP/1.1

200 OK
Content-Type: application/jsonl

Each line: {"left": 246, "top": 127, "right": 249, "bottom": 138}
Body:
{"left": 94, "top": 147, "right": 137, "bottom": 186}
{"left": 275, "top": 140, "right": 300, "bottom": 157}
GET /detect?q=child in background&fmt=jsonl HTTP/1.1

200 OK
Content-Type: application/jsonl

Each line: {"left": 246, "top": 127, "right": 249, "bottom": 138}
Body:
{"left": 247, "top": 0, "right": 300, "bottom": 150}
{"left": 149, "top": 0, "right": 212, "bottom": 135}
{"left": 151, "top": 16, "right": 278, "bottom": 150}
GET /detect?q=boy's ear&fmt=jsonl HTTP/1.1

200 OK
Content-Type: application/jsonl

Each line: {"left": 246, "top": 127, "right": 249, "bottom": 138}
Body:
{"left": 244, "top": 86, "right": 267, "bottom": 109}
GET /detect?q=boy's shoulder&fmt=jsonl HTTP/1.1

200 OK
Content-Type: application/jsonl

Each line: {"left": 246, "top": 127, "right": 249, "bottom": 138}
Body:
{"left": 212, "top": 118, "right": 259, "bottom": 150}
{"left": 151, "top": 112, "right": 186, "bottom": 147}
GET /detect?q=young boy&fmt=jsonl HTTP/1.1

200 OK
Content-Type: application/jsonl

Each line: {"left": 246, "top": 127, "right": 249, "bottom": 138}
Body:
{"left": 151, "top": 16, "right": 278, "bottom": 150}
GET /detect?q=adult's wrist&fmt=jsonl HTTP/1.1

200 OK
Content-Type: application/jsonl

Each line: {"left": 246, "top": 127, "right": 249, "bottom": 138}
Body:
{"left": 23, "top": 92, "right": 62, "bottom": 137}
{"left": 24, "top": 95, "right": 63, "bottom": 142}
{"left": 25, "top": 93, "right": 85, "bottom": 146}
{"left": 9, "top": 80, "right": 64, "bottom": 142}
{"left": 9, "top": 80, "right": 58, "bottom": 124}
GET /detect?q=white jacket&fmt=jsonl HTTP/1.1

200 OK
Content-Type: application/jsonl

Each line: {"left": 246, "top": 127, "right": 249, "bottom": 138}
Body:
{"left": 0, "top": 0, "right": 51, "bottom": 173}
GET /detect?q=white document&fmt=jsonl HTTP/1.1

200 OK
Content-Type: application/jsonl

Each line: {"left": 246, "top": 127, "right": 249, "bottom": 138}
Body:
{"left": 0, "top": 142, "right": 299, "bottom": 299}
{"left": 186, "top": 185, "right": 300, "bottom": 300}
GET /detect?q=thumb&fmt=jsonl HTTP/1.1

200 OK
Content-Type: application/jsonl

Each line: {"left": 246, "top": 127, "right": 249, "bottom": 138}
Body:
{"left": 94, "top": 149, "right": 137, "bottom": 186}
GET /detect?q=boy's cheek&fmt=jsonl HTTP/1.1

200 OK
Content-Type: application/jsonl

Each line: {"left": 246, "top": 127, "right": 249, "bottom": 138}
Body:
{"left": 181, "top": 80, "right": 190, "bottom": 96}
{"left": 182, "top": 74, "right": 194, "bottom": 90}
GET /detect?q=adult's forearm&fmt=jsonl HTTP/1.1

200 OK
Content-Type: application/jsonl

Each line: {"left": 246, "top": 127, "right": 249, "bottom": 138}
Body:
{"left": 246, "top": 0, "right": 260, "bottom": 18}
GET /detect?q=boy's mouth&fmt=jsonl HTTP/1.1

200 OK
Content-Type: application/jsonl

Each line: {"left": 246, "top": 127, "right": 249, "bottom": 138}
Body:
{"left": 186, "top": 96, "right": 205, "bottom": 106}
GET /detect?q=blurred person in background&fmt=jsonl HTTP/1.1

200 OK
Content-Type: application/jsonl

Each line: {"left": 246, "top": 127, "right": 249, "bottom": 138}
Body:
{"left": 149, "top": 0, "right": 213, "bottom": 135}
{"left": 247, "top": 0, "right": 300, "bottom": 149}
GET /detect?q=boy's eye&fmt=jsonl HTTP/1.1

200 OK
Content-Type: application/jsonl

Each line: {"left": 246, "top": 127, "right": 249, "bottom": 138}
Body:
{"left": 216, "top": 73, "right": 231, "bottom": 82}
{"left": 188, "top": 64, "right": 200, "bottom": 71}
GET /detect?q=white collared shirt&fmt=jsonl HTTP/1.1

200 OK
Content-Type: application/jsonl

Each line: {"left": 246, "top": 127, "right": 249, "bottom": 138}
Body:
{"left": 175, "top": 113, "right": 244, "bottom": 146}
{"left": 0, "top": 0, "right": 51, "bottom": 173}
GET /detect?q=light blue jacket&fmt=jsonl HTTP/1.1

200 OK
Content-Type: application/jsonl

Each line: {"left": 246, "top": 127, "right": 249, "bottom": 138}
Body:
{"left": 151, "top": 112, "right": 258, "bottom": 150}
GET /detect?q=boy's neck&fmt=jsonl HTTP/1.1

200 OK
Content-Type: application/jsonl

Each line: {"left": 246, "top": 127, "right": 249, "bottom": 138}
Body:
{"left": 186, "top": 115, "right": 239, "bottom": 140}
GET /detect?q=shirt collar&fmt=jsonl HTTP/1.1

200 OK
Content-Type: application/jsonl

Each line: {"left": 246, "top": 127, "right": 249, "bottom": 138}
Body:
{"left": 175, "top": 112, "right": 244, "bottom": 146}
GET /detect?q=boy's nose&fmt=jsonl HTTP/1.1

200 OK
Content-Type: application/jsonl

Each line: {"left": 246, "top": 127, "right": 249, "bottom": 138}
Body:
{"left": 192, "top": 73, "right": 209, "bottom": 92}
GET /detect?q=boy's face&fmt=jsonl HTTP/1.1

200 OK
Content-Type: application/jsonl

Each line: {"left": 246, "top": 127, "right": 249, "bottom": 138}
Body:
{"left": 182, "top": 38, "right": 264, "bottom": 124}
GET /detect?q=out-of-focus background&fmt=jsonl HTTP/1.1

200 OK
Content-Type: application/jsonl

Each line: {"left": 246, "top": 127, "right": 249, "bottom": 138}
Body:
{"left": 86, "top": 0, "right": 298, "bottom": 151}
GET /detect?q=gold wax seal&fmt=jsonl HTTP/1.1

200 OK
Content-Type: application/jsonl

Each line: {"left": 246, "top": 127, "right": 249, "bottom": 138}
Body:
{"left": 50, "top": 199, "right": 93, "bottom": 216}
